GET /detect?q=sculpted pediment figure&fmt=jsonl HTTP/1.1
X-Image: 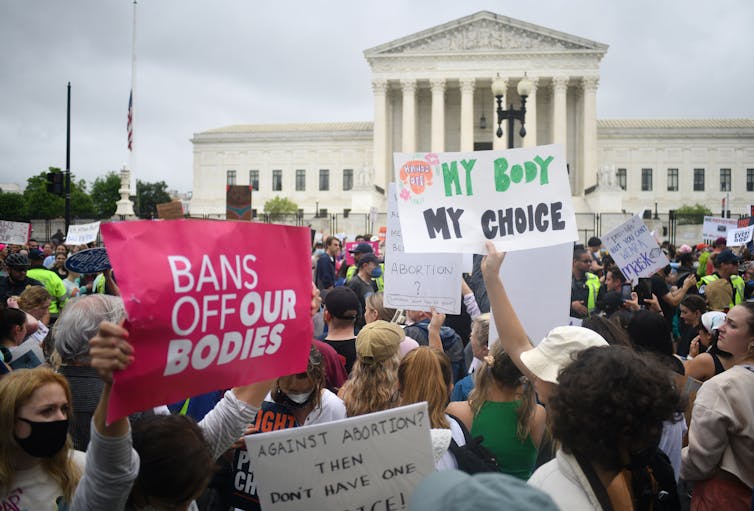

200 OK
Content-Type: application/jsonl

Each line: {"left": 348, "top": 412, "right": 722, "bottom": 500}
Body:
{"left": 365, "top": 11, "right": 607, "bottom": 57}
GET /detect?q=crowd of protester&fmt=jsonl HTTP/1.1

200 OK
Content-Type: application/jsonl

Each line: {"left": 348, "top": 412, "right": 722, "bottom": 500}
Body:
{"left": 0, "top": 229, "right": 753, "bottom": 510}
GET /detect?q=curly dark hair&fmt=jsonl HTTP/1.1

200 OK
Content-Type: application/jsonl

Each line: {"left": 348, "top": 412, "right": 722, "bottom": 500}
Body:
{"left": 548, "top": 346, "right": 680, "bottom": 471}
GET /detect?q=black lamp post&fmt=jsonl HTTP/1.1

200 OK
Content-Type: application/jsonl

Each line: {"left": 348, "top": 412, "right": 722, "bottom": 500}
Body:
{"left": 492, "top": 74, "right": 533, "bottom": 148}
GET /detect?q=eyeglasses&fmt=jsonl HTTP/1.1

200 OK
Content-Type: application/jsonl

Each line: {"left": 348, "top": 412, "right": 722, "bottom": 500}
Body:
{"left": 580, "top": 259, "right": 592, "bottom": 263}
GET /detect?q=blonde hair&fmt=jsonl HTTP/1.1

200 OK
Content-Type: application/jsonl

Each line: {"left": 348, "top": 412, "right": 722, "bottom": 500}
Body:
{"left": 365, "top": 292, "right": 399, "bottom": 323}
{"left": 0, "top": 367, "right": 81, "bottom": 502}
{"left": 468, "top": 342, "right": 535, "bottom": 442}
{"left": 471, "top": 313, "right": 490, "bottom": 347}
{"left": 339, "top": 355, "right": 400, "bottom": 417}
{"left": 17, "top": 286, "right": 52, "bottom": 313}
{"left": 398, "top": 347, "right": 450, "bottom": 428}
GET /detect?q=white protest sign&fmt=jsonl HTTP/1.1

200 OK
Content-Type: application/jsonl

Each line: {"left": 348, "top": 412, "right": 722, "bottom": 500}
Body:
{"left": 489, "top": 243, "right": 573, "bottom": 347}
{"left": 702, "top": 216, "right": 738, "bottom": 243}
{"left": 245, "top": 402, "right": 433, "bottom": 511}
{"left": 602, "top": 215, "right": 669, "bottom": 282}
{"left": 0, "top": 220, "right": 30, "bottom": 245}
{"left": 727, "top": 225, "right": 754, "bottom": 247}
{"left": 65, "top": 221, "right": 101, "bottom": 245}
{"left": 384, "top": 184, "right": 462, "bottom": 314}
{"left": 393, "top": 145, "right": 577, "bottom": 254}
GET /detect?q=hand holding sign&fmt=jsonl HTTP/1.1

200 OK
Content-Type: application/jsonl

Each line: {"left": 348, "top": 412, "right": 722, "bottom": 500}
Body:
{"left": 89, "top": 321, "right": 134, "bottom": 384}
{"left": 100, "top": 219, "right": 313, "bottom": 423}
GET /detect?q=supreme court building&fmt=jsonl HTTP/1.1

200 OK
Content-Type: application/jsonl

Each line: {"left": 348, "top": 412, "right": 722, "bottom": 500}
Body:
{"left": 189, "top": 11, "right": 754, "bottom": 224}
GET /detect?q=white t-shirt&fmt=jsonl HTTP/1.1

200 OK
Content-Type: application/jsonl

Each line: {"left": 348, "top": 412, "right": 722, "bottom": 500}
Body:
{"left": 1, "top": 450, "right": 86, "bottom": 510}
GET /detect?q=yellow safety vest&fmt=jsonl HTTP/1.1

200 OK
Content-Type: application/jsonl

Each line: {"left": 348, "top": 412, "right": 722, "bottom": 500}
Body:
{"left": 699, "top": 274, "right": 744, "bottom": 307}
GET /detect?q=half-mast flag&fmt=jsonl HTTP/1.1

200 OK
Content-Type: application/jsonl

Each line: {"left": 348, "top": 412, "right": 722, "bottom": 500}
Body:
{"left": 127, "top": 89, "right": 133, "bottom": 151}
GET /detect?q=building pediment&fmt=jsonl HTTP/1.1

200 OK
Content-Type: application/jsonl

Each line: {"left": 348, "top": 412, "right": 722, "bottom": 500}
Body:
{"left": 364, "top": 11, "right": 608, "bottom": 59}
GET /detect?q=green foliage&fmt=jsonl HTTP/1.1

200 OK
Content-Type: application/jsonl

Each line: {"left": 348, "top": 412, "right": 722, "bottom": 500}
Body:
{"left": 71, "top": 178, "right": 95, "bottom": 218}
{"left": 0, "top": 192, "right": 28, "bottom": 221}
{"left": 675, "top": 203, "right": 713, "bottom": 216}
{"left": 23, "top": 169, "right": 96, "bottom": 220}
{"left": 674, "top": 203, "right": 713, "bottom": 225}
{"left": 135, "top": 180, "right": 171, "bottom": 219}
{"left": 263, "top": 196, "right": 298, "bottom": 220}
{"left": 91, "top": 172, "right": 122, "bottom": 218}
{"left": 24, "top": 169, "right": 66, "bottom": 219}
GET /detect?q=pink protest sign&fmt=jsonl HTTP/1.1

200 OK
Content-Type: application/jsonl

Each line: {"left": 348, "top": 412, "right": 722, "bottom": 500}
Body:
{"left": 343, "top": 241, "right": 380, "bottom": 266}
{"left": 100, "top": 219, "right": 313, "bottom": 422}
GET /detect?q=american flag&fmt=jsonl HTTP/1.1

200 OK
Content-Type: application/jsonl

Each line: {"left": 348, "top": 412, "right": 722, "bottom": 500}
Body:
{"left": 127, "top": 89, "right": 133, "bottom": 151}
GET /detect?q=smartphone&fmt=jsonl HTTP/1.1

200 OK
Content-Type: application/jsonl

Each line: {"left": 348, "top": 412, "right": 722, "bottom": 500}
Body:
{"left": 620, "top": 283, "right": 632, "bottom": 301}
{"left": 635, "top": 278, "right": 653, "bottom": 306}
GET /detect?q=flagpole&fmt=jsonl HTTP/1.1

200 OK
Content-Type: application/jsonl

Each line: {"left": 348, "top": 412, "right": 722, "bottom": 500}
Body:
{"left": 129, "top": 0, "right": 137, "bottom": 190}
{"left": 116, "top": 0, "right": 137, "bottom": 218}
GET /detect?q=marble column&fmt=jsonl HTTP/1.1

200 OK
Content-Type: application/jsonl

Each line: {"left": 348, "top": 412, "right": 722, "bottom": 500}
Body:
{"left": 460, "top": 77, "right": 475, "bottom": 152}
{"left": 581, "top": 77, "right": 599, "bottom": 192}
{"left": 401, "top": 79, "right": 417, "bottom": 153}
{"left": 492, "top": 78, "right": 508, "bottom": 151}
{"left": 552, "top": 76, "right": 568, "bottom": 155}
{"left": 430, "top": 78, "right": 446, "bottom": 153}
{"left": 523, "top": 77, "right": 539, "bottom": 148}
{"left": 372, "top": 79, "right": 388, "bottom": 192}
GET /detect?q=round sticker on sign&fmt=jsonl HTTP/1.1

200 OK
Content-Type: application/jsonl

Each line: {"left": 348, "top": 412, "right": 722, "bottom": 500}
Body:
{"left": 399, "top": 160, "right": 433, "bottom": 196}
{"left": 65, "top": 247, "right": 111, "bottom": 274}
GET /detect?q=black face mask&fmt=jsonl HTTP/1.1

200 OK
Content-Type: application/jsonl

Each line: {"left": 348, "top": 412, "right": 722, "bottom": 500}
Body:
{"left": 15, "top": 418, "right": 69, "bottom": 458}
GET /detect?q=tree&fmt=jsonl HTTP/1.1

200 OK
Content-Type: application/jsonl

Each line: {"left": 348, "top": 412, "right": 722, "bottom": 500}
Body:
{"left": 91, "top": 172, "right": 122, "bottom": 219}
{"left": 0, "top": 192, "right": 28, "bottom": 221}
{"left": 23, "top": 169, "right": 65, "bottom": 219}
{"left": 135, "top": 180, "right": 171, "bottom": 219}
{"left": 263, "top": 196, "right": 298, "bottom": 221}
{"left": 22, "top": 168, "right": 95, "bottom": 219}
{"left": 674, "top": 203, "right": 712, "bottom": 225}
{"left": 71, "top": 177, "right": 96, "bottom": 218}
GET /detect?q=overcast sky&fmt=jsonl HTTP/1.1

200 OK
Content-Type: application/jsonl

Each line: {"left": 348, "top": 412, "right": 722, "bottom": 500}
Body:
{"left": 1, "top": 0, "right": 752, "bottom": 194}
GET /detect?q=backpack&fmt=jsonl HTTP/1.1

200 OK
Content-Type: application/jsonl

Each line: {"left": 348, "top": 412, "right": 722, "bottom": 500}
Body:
{"left": 446, "top": 413, "right": 500, "bottom": 474}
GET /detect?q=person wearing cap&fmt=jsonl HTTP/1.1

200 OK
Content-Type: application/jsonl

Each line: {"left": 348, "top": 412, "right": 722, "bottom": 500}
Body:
{"left": 346, "top": 253, "right": 380, "bottom": 331}
{"left": 344, "top": 242, "right": 373, "bottom": 281}
{"left": 409, "top": 469, "right": 559, "bottom": 511}
{"left": 322, "top": 286, "right": 360, "bottom": 374}
{"left": 338, "top": 320, "right": 403, "bottom": 417}
{"left": 697, "top": 248, "right": 744, "bottom": 308}
{"left": 482, "top": 242, "right": 609, "bottom": 405}
{"left": 684, "top": 310, "right": 734, "bottom": 382}
{"left": 26, "top": 248, "right": 68, "bottom": 318}
{"left": 0, "top": 253, "right": 44, "bottom": 303}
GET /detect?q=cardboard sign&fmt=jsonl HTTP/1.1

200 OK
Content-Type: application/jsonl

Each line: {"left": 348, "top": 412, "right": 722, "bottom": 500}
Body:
{"left": 65, "top": 221, "right": 101, "bottom": 245}
{"left": 383, "top": 184, "right": 462, "bottom": 314}
{"left": 100, "top": 219, "right": 313, "bottom": 422}
{"left": 602, "top": 215, "right": 669, "bottom": 282}
{"left": 702, "top": 216, "right": 738, "bottom": 243}
{"left": 245, "top": 402, "right": 433, "bottom": 511}
{"left": 727, "top": 225, "right": 754, "bottom": 247}
{"left": 230, "top": 401, "right": 297, "bottom": 510}
{"left": 64, "top": 247, "right": 111, "bottom": 274}
{"left": 393, "top": 145, "right": 577, "bottom": 254}
{"left": 0, "top": 220, "right": 30, "bottom": 245}
{"left": 156, "top": 200, "right": 184, "bottom": 220}
{"left": 488, "top": 243, "right": 573, "bottom": 347}
{"left": 344, "top": 241, "right": 380, "bottom": 266}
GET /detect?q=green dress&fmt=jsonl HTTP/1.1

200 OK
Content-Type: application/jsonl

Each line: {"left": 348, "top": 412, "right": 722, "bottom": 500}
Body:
{"left": 470, "top": 400, "right": 537, "bottom": 480}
